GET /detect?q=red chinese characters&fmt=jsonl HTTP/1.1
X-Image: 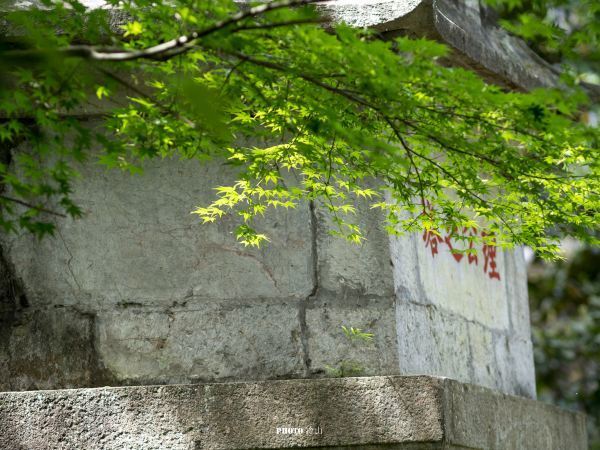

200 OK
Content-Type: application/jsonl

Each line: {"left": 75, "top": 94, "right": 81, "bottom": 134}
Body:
{"left": 481, "top": 232, "right": 501, "bottom": 280}
{"left": 423, "top": 229, "right": 441, "bottom": 256}
{"left": 422, "top": 227, "right": 500, "bottom": 280}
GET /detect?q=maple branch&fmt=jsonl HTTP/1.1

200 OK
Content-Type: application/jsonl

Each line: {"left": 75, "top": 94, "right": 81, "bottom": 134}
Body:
{"left": 0, "top": 195, "right": 67, "bottom": 217}
{"left": 4, "top": 0, "right": 330, "bottom": 62}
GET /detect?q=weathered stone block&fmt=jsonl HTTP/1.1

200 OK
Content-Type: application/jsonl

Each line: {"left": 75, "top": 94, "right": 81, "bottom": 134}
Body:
{"left": 305, "top": 293, "right": 399, "bottom": 377}
{"left": 443, "top": 379, "right": 585, "bottom": 449}
{"left": 314, "top": 201, "right": 394, "bottom": 298}
{"left": 395, "top": 300, "right": 471, "bottom": 383}
{"left": 96, "top": 298, "right": 306, "bottom": 384}
{"left": 389, "top": 229, "right": 535, "bottom": 397}
{"left": 0, "top": 151, "right": 536, "bottom": 397}
{"left": 466, "top": 321, "right": 496, "bottom": 389}
{"left": 493, "top": 334, "right": 536, "bottom": 398}
{"left": 504, "top": 248, "right": 533, "bottom": 338}
{"left": 0, "top": 308, "right": 102, "bottom": 391}
{"left": 320, "top": 0, "right": 560, "bottom": 91}
{"left": 0, "top": 376, "right": 587, "bottom": 449}
{"left": 4, "top": 157, "right": 314, "bottom": 307}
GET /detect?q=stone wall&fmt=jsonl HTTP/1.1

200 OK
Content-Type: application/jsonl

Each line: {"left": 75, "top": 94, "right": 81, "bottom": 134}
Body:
{"left": 0, "top": 0, "right": 543, "bottom": 398}
{"left": 0, "top": 122, "right": 535, "bottom": 396}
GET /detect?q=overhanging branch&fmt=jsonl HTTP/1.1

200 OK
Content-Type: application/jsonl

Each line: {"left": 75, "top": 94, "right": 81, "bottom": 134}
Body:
{"left": 0, "top": 195, "right": 67, "bottom": 217}
{"left": 4, "top": 0, "right": 330, "bottom": 62}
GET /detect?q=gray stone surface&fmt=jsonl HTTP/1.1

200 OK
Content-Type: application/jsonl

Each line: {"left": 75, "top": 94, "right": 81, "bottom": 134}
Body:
{"left": 314, "top": 199, "right": 394, "bottom": 298}
{"left": 0, "top": 376, "right": 587, "bottom": 449}
{"left": 95, "top": 298, "right": 306, "bottom": 384}
{"left": 442, "top": 379, "right": 587, "bottom": 450}
{"left": 0, "top": 308, "right": 110, "bottom": 391}
{"left": 305, "top": 292, "right": 399, "bottom": 377}
{"left": 395, "top": 300, "right": 472, "bottom": 382}
{"left": 492, "top": 333, "right": 536, "bottom": 398}
{"left": 5, "top": 157, "right": 314, "bottom": 307}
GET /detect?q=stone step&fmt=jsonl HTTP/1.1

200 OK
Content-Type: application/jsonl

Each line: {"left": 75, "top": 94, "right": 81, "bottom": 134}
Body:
{"left": 0, "top": 375, "right": 587, "bottom": 449}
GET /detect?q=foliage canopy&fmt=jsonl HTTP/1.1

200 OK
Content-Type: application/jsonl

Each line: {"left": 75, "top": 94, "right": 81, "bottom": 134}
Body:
{"left": 0, "top": 0, "right": 598, "bottom": 257}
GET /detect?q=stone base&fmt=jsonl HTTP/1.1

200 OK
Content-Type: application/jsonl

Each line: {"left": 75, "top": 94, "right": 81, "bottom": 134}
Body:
{"left": 0, "top": 376, "right": 586, "bottom": 449}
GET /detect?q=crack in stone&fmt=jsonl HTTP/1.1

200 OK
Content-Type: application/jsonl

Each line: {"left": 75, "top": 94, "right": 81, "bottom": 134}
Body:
{"left": 57, "top": 228, "right": 82, "bottom": 291}
{"left": 299, "top": 200, "right": 319, "bottom": 377}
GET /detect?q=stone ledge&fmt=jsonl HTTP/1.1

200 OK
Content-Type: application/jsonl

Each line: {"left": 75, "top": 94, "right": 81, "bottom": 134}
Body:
{"left": 319, "top": 0, "right": 558, "bottom": 91}
{"left": 0, "top": 376, "right": 587, "bottom": 449}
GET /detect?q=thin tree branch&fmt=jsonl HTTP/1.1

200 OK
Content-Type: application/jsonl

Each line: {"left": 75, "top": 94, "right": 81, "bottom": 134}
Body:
{"left": 7, "top": 0, "right": 331, "bottom": 62}
{"left": 224, "top": 50, "right": 375, "bottom": 109}
{"left": 220, "top": 60, "right": 247, "bottom": 93}
{"left": 384, "top": 116, "right": 426, "bottom": 213}
{"left": 0, "top": 195, "right": 67, "bottom": 217}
